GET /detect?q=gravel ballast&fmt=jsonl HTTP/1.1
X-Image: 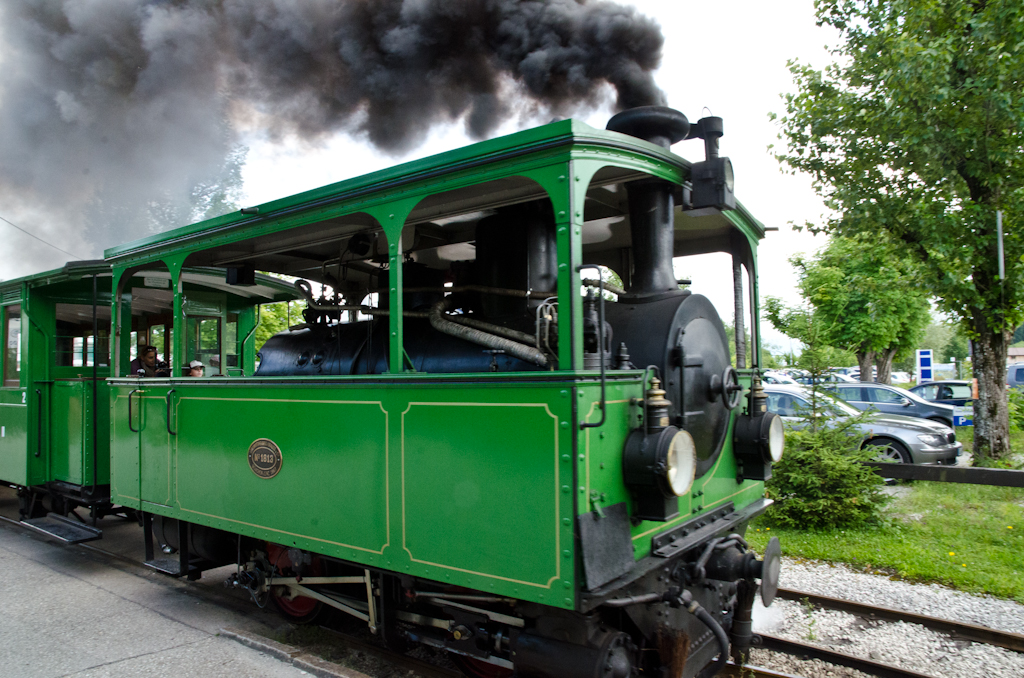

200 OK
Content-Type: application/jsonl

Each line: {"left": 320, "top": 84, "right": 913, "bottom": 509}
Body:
{"left": 750, "top": 557, "right": 1024, "bottom": 677}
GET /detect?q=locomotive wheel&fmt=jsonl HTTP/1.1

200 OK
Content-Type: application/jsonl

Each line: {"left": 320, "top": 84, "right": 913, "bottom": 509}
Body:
{"left": 448, "top": 653, "right": 514, "bottom": 678}
{"left": 266, "top": 543, "right": 325, "bottom": 623}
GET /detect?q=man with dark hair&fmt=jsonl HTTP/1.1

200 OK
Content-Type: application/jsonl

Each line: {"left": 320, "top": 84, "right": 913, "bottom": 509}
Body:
{"left": 130, "top": 345, "right": 160, "bottom": 377}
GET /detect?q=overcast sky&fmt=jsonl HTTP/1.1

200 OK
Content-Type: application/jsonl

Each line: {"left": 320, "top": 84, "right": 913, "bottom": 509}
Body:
{"left": 235, "top": 0, "right": 838, "bottom": 353}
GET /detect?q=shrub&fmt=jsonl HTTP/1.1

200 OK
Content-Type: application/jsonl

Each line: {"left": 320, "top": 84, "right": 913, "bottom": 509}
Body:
{"left": 764, "top": 416, "right": 889, "bottom": 529}
{"left": 1007, "top": 388, "right": 1024, "bottom": 433}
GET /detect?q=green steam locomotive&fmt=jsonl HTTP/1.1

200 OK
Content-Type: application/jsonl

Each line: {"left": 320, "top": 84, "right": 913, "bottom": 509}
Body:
{"left": 0, "top": 106, "right": 783, "bottom": 678}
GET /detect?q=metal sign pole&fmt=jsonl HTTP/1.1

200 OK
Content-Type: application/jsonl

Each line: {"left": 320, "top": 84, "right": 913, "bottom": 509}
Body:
{"left": 997, "top": 210, "right": 1004, "bottom": 280}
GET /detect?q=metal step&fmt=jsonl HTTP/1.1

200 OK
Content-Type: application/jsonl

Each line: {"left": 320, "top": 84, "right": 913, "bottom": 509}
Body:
{"left": 21, "top": 513, "right": 102, "bottom": 544}
{"left": 143, "top": 557, "right": 183, "bottom": 576}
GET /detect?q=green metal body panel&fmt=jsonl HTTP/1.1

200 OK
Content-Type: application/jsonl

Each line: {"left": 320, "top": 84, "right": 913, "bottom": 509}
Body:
{"left": 49, "top": 379, "right": 110, "bottom": 486}
{"left": 110, "top": 376, "right": 577, "bottom": 606}
{"left": 0, "top": 388, "right": 29, "bottom": 485}
{"left": 575, "top": 380, "right": 764, "bottom": 561}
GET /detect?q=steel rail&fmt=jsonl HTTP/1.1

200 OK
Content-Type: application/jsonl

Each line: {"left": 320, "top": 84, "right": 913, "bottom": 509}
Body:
{"left": 718, "top": 661, "right": 807, "bottom": 678}
{"left": 755, "top": 634, "right": 936, "bottom": 678}
{"left": 777, "top": 587, "right": 1024, "bottom": 653}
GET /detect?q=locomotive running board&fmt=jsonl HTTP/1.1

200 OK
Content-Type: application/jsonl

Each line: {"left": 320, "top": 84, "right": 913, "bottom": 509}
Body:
{"left": 143, "top": 557, "right": 184, "bottom": 576}
{"left": 21, "top": 513, "right": 102, "bottom": 544}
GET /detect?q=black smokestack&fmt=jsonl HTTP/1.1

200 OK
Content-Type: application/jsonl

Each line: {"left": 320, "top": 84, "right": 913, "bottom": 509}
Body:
{"left": 606, "top": 106, "right": 689, "bottom": 299}
{"left": 0, "top": 1, "right": 665, "bottom": 274}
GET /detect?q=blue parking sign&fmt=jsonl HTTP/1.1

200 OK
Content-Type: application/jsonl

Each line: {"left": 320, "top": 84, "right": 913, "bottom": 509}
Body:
{"left": 916, "top": 349, "right": 933, "bottom": 381}
{"left": 953, "top": 405, "right": 973, "bottom": 426}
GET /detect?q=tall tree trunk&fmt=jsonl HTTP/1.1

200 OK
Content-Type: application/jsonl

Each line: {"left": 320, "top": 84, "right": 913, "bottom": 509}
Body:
{"left": 856, "top": 351, "right": 876, "bottom": 382}
{"left": 971, "top": 311, "right": 1011, "bottom": 460}
{"left": 875, "top": 348, "right": 897, "bottom": 385}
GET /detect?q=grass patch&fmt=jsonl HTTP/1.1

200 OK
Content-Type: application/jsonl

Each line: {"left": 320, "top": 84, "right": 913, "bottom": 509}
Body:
{"left": 748, "top": 481, "right": 1024, "bottom": 603}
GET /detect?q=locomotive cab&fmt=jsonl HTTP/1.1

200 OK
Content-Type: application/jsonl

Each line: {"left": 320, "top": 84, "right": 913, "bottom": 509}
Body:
{"left": 103, "top": 107, "right": 782, "bottom": 678}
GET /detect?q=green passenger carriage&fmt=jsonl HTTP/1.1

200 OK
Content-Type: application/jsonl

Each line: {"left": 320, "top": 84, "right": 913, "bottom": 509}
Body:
{"left": 101, "top": 107, "right": 784, "bottom": 678}
{"left": 0, "top": 262, "right": 295, "bottom": 538}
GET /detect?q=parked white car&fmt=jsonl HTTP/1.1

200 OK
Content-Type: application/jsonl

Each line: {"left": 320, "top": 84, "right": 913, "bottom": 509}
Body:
{"left": 762, "top": 370, "right": 797, "bottom": 385}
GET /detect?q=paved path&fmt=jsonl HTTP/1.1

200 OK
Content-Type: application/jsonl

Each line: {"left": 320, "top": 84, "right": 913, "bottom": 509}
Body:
{"left": 0, "top": 516, "right": 311, "bottom": 678}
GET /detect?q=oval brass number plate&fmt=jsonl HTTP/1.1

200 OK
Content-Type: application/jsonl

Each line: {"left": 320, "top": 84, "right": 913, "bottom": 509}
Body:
{"left": 248, "top": 438, "right": 282, "bottom": 479}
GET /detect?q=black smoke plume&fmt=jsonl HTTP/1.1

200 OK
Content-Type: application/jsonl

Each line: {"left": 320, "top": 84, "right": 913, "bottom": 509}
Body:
{"left": 0, "top": 0, "right": 665, "bottom": 272}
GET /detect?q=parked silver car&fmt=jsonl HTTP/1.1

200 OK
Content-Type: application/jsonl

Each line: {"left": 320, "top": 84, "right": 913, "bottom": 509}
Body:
{"left": 764, "top": 385, "right": 962, "bottom": 464}
{"left": 822, "top": 382, "right": 956, "bottom": 429}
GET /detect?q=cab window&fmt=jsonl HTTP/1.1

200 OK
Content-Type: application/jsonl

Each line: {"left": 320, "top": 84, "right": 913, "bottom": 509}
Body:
{"left": 3, "top": 306, "right": 21, "bottom": 386}
{"left": 187, "top": 316, "right": 222, "bottom": 376}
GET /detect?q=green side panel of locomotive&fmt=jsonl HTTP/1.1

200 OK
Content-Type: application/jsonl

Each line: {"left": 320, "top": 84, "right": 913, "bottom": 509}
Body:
{"left": 108, "top": 378, "right": 577, "bottom": 608}
{"left": 576, "top": 381, "right": 766, "bottom": 560}
{"left": 399, "top": 386, "right": 573, "bottom": 601}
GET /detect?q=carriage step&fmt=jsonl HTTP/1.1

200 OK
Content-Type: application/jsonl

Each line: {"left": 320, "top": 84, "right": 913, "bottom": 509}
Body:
{"left": 143, "top": 557, "right": 184, "bottom": 576}
{"left": 21, "top": 513, "right": 102, "bottom": 544}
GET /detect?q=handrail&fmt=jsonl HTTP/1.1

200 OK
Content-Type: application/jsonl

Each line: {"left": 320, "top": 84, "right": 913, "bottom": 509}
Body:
{"left": 90, "top": 273, "right": 99, "bottom": 497}
{"left": 34, "top": 389, "right": 42, "bottom": 457}
{"left": 165, "top": 389, "right": 176, "bottom": 435}
{"left": 128, "top": 388, "right": 141, "bottom": 433}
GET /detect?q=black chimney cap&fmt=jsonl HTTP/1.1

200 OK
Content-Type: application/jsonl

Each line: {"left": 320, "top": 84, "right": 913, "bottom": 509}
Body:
{"left": 606, "top": 106, "right": 690, "bottom": 149}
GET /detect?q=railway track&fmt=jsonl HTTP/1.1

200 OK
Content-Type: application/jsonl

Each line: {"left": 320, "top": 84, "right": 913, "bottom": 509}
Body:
{"left": 752, "top": 586, "right": 1024, "bottom": 678}
{"left": 775, "top": 587, "right": 1024, "bottom": 653}
{"left": 3, "top": 515, "right": 1019, "bottom": 678}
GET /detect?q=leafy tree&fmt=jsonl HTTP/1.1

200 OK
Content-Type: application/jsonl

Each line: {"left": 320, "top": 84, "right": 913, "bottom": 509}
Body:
{"left": 764, "top": 297, "right": 854, "bottom": 411}
{"left": 253, "top": 300, "right": 307, "bottom": 354}
{"left": 1011, "top": 323, "right": 1024, "bottom": 346}
{"left": 942, "top": 326, "right": 970, "bottom": 364}
{"left": 790, "top": 236, "right": 930, "bottom": 384}
{"left": 724, "top": 322, "right": 783, "bottom": 369}
{"left": 146, "top": 144, "right": 249, "bottom": 231}
{"left": 773, "top": 0, "right": 1024, "bottom": 458}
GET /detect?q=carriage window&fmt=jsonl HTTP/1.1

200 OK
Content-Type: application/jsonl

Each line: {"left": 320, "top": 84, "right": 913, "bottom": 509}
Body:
{"left": 55, "top": 303, "right": 111, "bottom": 367}
{"left": 3, "top": 306, "right": 21, "bottom": 386}
{"left": 150, "top": 325, "right": 170, "bottom": 365}
{"left": 187, "top": 316, "right": 221, "bottom": 375}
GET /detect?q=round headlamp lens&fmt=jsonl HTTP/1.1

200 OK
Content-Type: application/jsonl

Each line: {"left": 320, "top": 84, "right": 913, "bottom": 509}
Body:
{"left": 665, "top": 430, "right": 697, "bottom": 496}
{"left": 767, "top": 414, "right": 785, "bottom": 462}
{"left": 723, "top": 158, "right": 735, "bottom": 192}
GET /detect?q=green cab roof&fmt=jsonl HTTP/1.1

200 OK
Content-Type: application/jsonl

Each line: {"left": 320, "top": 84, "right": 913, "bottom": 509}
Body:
{"left": 104, "top": 117, "right": 764, "bottom": 265}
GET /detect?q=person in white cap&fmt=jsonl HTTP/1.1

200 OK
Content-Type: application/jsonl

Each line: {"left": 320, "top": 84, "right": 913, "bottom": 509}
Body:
{"left": 188, "top": 360, "right": 204, "bottom": 377}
